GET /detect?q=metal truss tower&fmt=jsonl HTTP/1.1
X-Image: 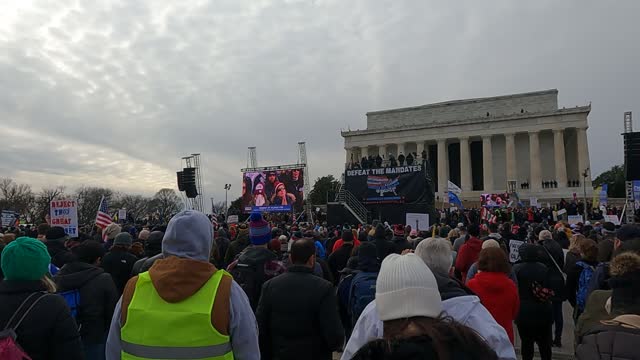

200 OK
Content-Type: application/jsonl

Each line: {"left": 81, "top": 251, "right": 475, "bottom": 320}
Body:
{"left": 182, "top": 154, "right": 204, "bottom": 212}
{"left": 298, "top": 142, "right": 314, "bottom": 221}
{"left": 247, "top": 147, "right": 258, "bottom": 168}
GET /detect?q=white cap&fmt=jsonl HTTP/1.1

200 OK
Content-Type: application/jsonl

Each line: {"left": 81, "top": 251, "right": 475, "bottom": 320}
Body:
{"left": 457, "top": 223, "right": 464, "bottom": 229}
{"left": 482, "top": 239, "right": 500, "bottom": 249}
{"left": 375, "top": 253, "right": 442, "bottom": 321}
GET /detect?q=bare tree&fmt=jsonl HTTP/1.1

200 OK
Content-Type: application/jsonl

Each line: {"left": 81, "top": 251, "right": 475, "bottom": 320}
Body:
{"left": 151, "top": 188, "right": 182, "bottom": 223}
{"left": 76, "top": 187, "right": 114, "bottom": 226}
{"left": 112, "top": 194, "right": 152, "bottom": 223}
{"left": 28, "top": 186, "right": 65, "bottom": 224}
{"left": 212, "top": 201, "right": 226, "bottom": 215}
{"left": 0, "top": 178, "right": 34, "bottom": 220}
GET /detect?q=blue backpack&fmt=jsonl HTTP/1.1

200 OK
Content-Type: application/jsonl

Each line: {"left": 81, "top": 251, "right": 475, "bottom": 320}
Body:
{"left": 348, "top": 271, "right": 378, "bottom": 326}
{"left": 59, "top": 289, "right": 81, "bottom": 321}
{"left": 576, "top": 261, "right": 596, "bottom": 312}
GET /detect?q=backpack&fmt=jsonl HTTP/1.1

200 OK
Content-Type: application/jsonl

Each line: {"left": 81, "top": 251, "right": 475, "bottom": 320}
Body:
{"left": 576, "top": 261, "right": 596, "bottom": 312}
{"left": 229, "top": 259, "right": 267, "bottom": 311}
{"left": 348, "top": 271, "right": 378, "bottom": 326}
{"left": 0, "top": 292, "right": 49, "bottom": 360}
{"left": 58, "top": 290, "right": 81, "bottom": 323}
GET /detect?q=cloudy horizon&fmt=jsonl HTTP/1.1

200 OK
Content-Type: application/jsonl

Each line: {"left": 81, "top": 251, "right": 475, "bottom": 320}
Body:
{"left": 1, "top": 0, "right": 638, "bottom": 202}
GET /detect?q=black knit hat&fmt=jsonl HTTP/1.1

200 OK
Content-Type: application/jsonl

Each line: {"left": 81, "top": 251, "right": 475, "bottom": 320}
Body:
{"left": 45, "top": 226, "right": 67, "bottom": 241}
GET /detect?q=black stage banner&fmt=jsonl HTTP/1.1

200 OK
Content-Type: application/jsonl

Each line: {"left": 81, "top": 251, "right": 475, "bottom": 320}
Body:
{"left": 345, "top": 165, "right": 426, "bottom": 205}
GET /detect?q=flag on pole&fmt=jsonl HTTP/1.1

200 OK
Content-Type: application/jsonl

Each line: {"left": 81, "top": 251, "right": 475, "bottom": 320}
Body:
{"left": 211, "top": 212, "right": 218, "bottom": 229}
{"left": 448, "top": 191, "right": 464, "bottom": 209}
{"left": 447, "top": 181, "right": 462, "bottom": 196}
{"left": 95, "top": 196, "right": 113, "bottom": 229}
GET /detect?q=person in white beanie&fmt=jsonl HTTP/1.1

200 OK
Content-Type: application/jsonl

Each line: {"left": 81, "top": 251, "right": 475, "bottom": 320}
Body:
{"left": 351, "top": 253, "right": 498, "bottom": 360}
{"left": 342, "top": 238, "right": 516, "bottom": 360}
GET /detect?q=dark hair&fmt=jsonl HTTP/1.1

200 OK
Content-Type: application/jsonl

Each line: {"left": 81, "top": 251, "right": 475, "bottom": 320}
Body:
{"left": 37, "top": 223, "right": 50, "bottom": 236}
{"left": 374, "top": 316, "right": 497, "bottom": 360}
{"left": 342, "top": 230, "right": 354, "bottom": 243}
{"left": 488, "top": 223, "right": 498, "bottom": 233}
{"left": 477, "top": 247, "right": 511, "bottom": 274}
{"left": 580, "top": 239, "right": 598, "bottom": 262}
{"left": 71, "top": 241, "right": 106, "bottom": 264}
{"left": 468, "top": 224, "right": 480, "bottom": 237}
{"left": 290, "top": 239, "right": 315, "bottom": 265}
{"left": 617, "top": 224, "right": 640, "bottom": 242}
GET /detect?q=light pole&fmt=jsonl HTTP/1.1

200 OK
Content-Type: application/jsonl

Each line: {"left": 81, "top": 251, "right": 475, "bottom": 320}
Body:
{"left": 224, "top": 184, "right": 231, "bottom": 217}
{"left": 582, "top": 168, "right": 590, "bottom": 219}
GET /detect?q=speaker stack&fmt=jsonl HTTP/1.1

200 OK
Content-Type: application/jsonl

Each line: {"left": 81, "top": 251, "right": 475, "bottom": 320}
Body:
{"left": 624, "top": 132, "right": 640, "bottom": 181}
{"left": 176, "top": 167, "right": 198, "bottom": 198}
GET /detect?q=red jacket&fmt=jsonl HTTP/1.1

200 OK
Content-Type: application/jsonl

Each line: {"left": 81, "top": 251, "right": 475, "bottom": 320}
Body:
{"left": 454, "top": 236, "right": 482, "bottom": 283}
{"left": 332, "top": 238, "right": 361, "bottom": 253}
{"left": 467, "top": 271, "right": 520, "bottom": 344}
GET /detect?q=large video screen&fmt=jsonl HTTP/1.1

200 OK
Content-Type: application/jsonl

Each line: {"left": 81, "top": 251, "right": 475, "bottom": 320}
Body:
{"left": 241, "top": 168, "right": 305, "bottom": 213}
{"left": 480, "top": 193, "right": 511, "bottom": 207}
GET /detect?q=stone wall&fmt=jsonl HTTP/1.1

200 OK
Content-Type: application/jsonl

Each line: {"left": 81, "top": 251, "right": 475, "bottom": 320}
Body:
{"left": 366, "top": 89, "right": 558, "bottom": 130}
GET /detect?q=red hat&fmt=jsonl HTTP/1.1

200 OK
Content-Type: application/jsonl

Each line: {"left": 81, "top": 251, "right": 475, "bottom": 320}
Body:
{"left": 275, "top": 182, "right": 286, "bottom": 192}
{"left": 254, "top": 183, "right": 265, "bottom": 195}
{"left": 393, "top": 224, "right": 405, "bottom": 236}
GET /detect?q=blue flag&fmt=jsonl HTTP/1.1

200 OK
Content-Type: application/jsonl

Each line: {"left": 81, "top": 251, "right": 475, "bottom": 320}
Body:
{"left": 448, "top": 191, "right": 464, "bottom": 209}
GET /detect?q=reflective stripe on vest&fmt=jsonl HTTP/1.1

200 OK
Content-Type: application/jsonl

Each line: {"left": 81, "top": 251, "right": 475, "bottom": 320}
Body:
{"left": 121, "top": 269, "right": 234, "bottom": 360}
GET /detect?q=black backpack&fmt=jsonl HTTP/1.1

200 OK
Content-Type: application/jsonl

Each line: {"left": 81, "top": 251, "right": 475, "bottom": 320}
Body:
{"left": 229, "top": 258, "right": 267, "bottom": 311}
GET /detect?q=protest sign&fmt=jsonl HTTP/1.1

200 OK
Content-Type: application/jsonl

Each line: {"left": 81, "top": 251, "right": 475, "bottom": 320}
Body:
{"left": 118, "top": 209, "right": 127, "bottom": 221}
{"left": 529, "top": 197, "right": 539, "bottom": 208}
{"left": 50, "top": 200, "right": 78, "bottom": 237}
{"left": 604, "top": 214, "right": 620, "bottom": 225}
{"left": 568, "top": 215, "right": 584, "bottom": 225}
{"left": 406, "top": 213, "right": 429, "bottom": 231}
{"left": 227, "top": 215, "right": 239, "bottom": 224}
{"left": 509, "top": 240, "right": 524, "bottom": 263}
{"left": 1, "top": 210, "right": 18, "bottom": 227}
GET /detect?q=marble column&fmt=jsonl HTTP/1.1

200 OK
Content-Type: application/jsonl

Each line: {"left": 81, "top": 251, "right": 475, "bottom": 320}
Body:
{"left": 576, "top": 127, "right": 592, "bottom": 187}
{"left": 482, "top": 135, "right": 494, "bottom": 192}
{"left": 553, "top": 129, "right": 568, "bottom": 187}
{"left": 345, "top": 147, "right": 353, "bottom": 165}
{"left": 378, "top": 144, "right": 387, "bottom": 159}
{"left": 505, "top": 133, "right": 517, "bottom": 183}
{"left": 459, "top": 137, "right": 472, "bottom": 192}
{"left": 437, "top": 139, "right": 448, "bottom": 196}
{"left": 361, "top": 146, "right": 369, "bottom": 159}
{"left": 529, "top": 131, "right": 542, "bottom": 190}
{"left": 397, "top": 142, "right": 405, "bottom": 157}
{"left": 416, "top": 141, "right": 425, "bottom": 160}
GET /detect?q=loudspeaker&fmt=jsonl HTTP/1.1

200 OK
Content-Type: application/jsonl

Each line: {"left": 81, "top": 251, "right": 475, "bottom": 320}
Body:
{"left": 182, "top": 168, "right": 198, "bottom": 198}
{"left": 624, "top": 132, "right": 640, "bottom": 181}
{"left": 176, "top": 171, "right": 185, "bottom": 191}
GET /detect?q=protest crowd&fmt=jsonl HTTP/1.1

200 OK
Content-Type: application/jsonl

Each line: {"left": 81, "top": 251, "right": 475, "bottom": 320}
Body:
{"left": 1, "top": 198, "right": 639, "bottom": 360}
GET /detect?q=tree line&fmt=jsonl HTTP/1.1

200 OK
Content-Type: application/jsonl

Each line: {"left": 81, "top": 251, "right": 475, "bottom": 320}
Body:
{"left": 0, "top": 178, "right": 184, "bottom": 225}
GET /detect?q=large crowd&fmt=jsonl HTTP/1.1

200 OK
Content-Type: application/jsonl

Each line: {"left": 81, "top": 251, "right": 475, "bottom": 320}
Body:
{"left": 1, "top": 207, "right": 639, "bottom": 360}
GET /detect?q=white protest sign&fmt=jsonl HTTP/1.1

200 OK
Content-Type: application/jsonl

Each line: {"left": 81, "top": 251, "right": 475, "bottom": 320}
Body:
{"left": 568, "top": 215, "right": 584, "bottom": 225}
{"left": 604, "top": 214, "right": 620, "bottom": 225}
{"left": 557, "top": 209, "right": 567, "bottom": 216}
{"left": 1, "top": 210, "right": 18, "bottom": 227}
{"left": 118, "top": 209, "right": 127, "bottom": 221}
{"left": 49, "top": 200, "right": 79, "bottom": 237}
{"left": 509, "top": 240, "right": 524, "bottom": 263}
{"left": 530, "top": 197, "right": 539, "bottom": 208}
{"left": 227, "top": 215, "right": 239, "bottom": 224}
{"left": 406, "top": 213, "right": 429, "bottom": 231}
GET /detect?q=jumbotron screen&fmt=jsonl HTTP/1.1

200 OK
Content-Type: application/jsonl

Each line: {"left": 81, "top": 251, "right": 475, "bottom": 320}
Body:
{"left": 241, "top": 168, "right": 304, "bottom": 213}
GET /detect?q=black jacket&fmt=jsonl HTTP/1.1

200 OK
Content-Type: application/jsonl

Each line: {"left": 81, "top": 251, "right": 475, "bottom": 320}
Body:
{"left": 391, "top": 236, "right": 412, "bottom": 254}
{"left": 256, "top": 265, "right": 344, "bottom": 360}
{"left": 131, "top": 253, "right": 163, "bottom": 276}
{"left": 576, "top": 320, "right": 640, "bottom": 360}
{"left": 225, "top": 232, "right": 250, "bottom": 265}
{"left": 328, "top": 243, "right": 355, "bottom": 284}
{"left": 539, "top": 239, "right": 566, "bottom": 301}
{"left": 513, "top": 244, "right": 553, "bottom": 325}
{"left": 46, "top": 240, "right": 74, "bottom": 268}
{"left": 54, "top": 261, "right": 119, "bottom": 344}
{"left": 0, "top": 280, "right": 83, "bottom": 360}
{"left": 101, "top": 248, "right": 138, "bottom": 294}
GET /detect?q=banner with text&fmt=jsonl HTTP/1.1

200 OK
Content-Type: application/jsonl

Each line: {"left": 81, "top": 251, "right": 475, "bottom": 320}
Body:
{"left": 345, "top": 165, "right": 425, "bottom": 204}
{"left": 1, "top": 210, "right": 19, "bottom": 227}
{"left": 50, "top": 200, "right": 79, "bottom": 237}
{"left": 242, "top": 168, "right": 305, "bottom": 213}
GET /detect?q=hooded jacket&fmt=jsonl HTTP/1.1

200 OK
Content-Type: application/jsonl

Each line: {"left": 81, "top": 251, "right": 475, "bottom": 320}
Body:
{"left": 539, "top": 238, "right": 566, "bottom": 301}
{"left": 576, "top": 315, "right": 640, "bottom": 360}
{"left": 512, "top": 244, "right": 553, "bottom": 325}
{"left": 467, "top": 271, "right": 520, "bottom": 344}
{"left": 54, "top": 261, "right": 119, "bottom": 344}
{"left": 105, "top": 210, "right": 260, "bottom": 360}
{"left": 224, "top": 228, "right": 250, "bottom": 265}
{"left": 341, "top": 271, "right": 516, "bottom": 360}
{"left": 131, "top": 231, "right": 164, "bottom": 276}
{"left": 101, "top": 247, "right": 138, "bottom": 295}
{"left": 455, "top": 236, "right": 483, "bottom": 282}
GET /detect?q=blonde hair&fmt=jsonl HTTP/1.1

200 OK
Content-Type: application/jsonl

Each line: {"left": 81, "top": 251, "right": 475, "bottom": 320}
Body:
{"left": 447, "top": 229, "right": 459, "bottom": 241}
{"left": 42, "top": 276, "right": 57, "bottom": 293}
{"left": 569, "top": 234, "right": 587, "bottom": 253}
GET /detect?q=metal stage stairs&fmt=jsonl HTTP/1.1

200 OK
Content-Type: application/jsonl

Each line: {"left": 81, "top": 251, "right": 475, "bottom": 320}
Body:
{"left": 334, "top": 184, "right": 368, "bottom": 224}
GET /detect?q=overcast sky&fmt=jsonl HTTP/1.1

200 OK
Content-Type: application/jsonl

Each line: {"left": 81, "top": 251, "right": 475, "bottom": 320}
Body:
{"left": 1, "top": 0, "right": 638, "bottom": 202}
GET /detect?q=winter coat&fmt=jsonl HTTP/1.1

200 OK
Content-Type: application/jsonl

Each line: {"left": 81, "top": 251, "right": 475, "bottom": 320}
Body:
{"left": 455, "top": 236, "right": 483, "bottom": 282}
{"left": 332, "top": 238, "right": 361, "bottom": 253}
{"left": 131, "top": 253, "right": 163, "bottom": 276}
{"left": 101, "top": 248, "right": 138, "bottom": 295}
{"left": 512, "top": 244, "right": 553, "bottom": 326}
{"left": 54, "top": 261, "right": 119, "bottom": 344}
{"left": 0, "top": 280, "right": 83, "bottom": 360}
{"left": 45, "top": 239, "right": 74, "bottom": 268}
{"left": 597, "top": 238, "right": 615, "bottom": 263}
{"left": 564, "top": 250, "right": 581, "bottom": 274}
{"left": 328, "top": 243, "right": 355, "bottom": 284}
{"left": 539, "top": 238, "right": 566, "bottom": 301}
{"left": 390, "top": 236, "right": 412, "bottom": 254}
{"left": 467, "top": 271, "right": 520, "bottom": 344}
{"left": 576, "top": 315, "right": 640, "bottom": 360}
{"left": 224, "top": 230, "right": 250, "bottom": 264}
{"left": 256, "top": 265, "right": 345, "bottom": 360}
{"left": 566, "top": 259, "right": 599, "bottom": 308}
{"left": 575, "top": 290, "right": 613, "bottom": 347}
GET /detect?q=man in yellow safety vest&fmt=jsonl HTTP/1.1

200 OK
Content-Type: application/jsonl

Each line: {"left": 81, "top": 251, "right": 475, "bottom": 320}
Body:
{"left": 105, "top": 210, "right": 259, "bottom": 360}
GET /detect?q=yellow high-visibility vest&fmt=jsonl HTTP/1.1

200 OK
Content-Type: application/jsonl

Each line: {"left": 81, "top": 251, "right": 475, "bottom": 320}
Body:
{"left": 121, "top": 270, "right": 234, "bottom": 360}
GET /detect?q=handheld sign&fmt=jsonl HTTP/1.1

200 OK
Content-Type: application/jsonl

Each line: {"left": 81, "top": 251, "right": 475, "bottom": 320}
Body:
{"left": 50, "top": 200, "right": 79, "bottom": 237}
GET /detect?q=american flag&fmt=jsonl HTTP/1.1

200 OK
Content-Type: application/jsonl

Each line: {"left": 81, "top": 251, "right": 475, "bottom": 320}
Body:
{"left": 211, "top": 212, "right": 218, "bottom": 229}
{"left": 95, "top": 196, "right": 113, "bottom": 228}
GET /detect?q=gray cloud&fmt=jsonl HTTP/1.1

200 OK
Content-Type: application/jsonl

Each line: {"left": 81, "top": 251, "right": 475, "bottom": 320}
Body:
{"left": 1, "top": 0, "right": 638, "bottom": 202}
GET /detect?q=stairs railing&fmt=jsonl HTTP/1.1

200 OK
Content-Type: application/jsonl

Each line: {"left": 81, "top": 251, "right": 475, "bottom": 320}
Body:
{"left": 335, "top": 186, "right": 368, "bottom": 224}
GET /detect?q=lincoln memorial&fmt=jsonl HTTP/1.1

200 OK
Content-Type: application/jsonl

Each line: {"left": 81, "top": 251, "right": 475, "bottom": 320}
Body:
{"left": 342, "top": 89, "right": 594, "bottom": 202}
